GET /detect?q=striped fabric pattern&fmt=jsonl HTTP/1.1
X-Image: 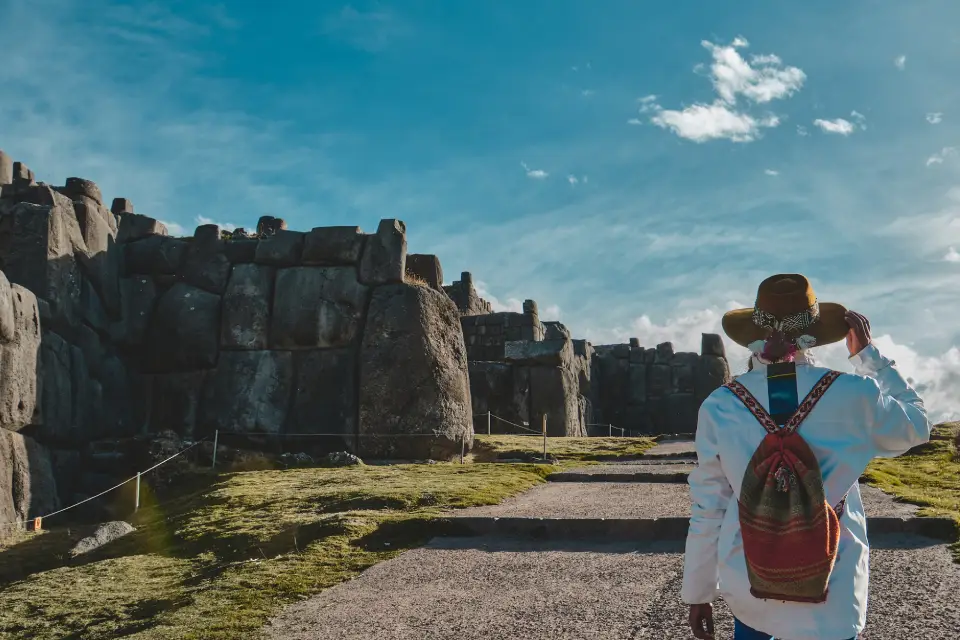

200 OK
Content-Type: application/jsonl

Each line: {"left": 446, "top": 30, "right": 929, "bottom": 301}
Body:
{"left": 725, "top": 371, "right": 843, "bottom": 603}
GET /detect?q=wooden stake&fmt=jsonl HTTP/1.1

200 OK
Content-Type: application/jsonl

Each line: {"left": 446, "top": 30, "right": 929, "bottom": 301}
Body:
{"left": 487, "top": 411, "right": 491, "bottom": 435}
{"left": 542, "top": 415, "right": 547, "bottom": 459}
{"left": 135, "top": 472, "right": 141, "bottom": 511}
{"left": 211, "top": 430, "right": 219, "bottom": 469}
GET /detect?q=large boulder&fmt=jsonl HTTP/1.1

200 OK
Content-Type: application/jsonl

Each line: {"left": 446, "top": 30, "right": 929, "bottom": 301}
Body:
{"left": 528, "top": 365, "right": 584, "bottom": 437}
{"left": 37, "top": 331, "right": 75, "bottom": 444}
{"left": 73, "top": 200, "right": 121, "bottom": 318}
{"left": 180, "top": 224, "right": 231, "bottom": 294}
{"left": 0, "top": 198, "right": 86, "bottom": 332}
{"left": 0, "top": 279, "right": 40, "bottom": 431}
{"left": 358, "top": 219, "right": 406, "bottom": 285}
{"left": 467, "top": 362, "right": 530, "bottom": 434}
{"left": 198, "top": 350, "right": 294, "bottom": 434}
{"left": 115, "top": 276, "right": 157, "bottom": 346}
{"left": 254, "top": 230, "right": 304, "bottom": 267}
{"left": 359, "top": 284, "right": 471, "bottom": 459}
{"left": 151, "top": 372, "right": 207, "bottom": 437}
{"left": 270, "top": 266, "right": 368, "bottom": 349}
{"left": 0, "top": 150, "right": 12, "bottom": 186}
{"left": 302, "top": 226, "right": 365, "bottom": 266}
{"left": 0, "top": 430, "right": 60, "bottom": 532}
{"left": 124, "top": 235, "right": 187, "bottom": 275}
{"left": 289, "top": 349, "right": 356, "bottom": 436}
{"left": 405, "top": 253, "right": 443, "bottom": 290}
{"left": 221, "top": 264, "right": 274, "bottom": 349}
{"left": 696, "top": 355, "right": 731, "bottom": 405}
{"left": 503, "top": 338, "right": 573, "bottom": 367}
{"left": 145, "top": 283, "right": 221, "bottom": 372}
{"left": 117, "top": 212, "right": 168, "bottom": 243}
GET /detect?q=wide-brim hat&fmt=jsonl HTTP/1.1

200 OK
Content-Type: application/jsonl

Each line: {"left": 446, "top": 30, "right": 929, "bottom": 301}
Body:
{"left": 721, "top": 274, "right": 848, "bottom": 349}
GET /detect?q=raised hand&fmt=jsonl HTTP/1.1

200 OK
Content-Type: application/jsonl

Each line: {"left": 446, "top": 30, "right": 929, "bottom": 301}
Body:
{"left": 845, "top": 310, "right": 871, "bottom": 357}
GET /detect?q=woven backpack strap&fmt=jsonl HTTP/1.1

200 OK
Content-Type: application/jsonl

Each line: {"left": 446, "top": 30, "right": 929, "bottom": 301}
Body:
{"left": 724, "top": 370, "right": 842, "bottom": 435}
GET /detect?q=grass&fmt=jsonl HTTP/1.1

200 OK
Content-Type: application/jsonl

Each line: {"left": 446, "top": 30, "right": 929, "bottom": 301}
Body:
{"left": 471, "top": 434, "right": 655, "bottom": 462}
{"left": 863, "top": 422, "right": 960, "bottom": 559}
{"left": 0, "top": 462, "right": 558, "bottom": 639}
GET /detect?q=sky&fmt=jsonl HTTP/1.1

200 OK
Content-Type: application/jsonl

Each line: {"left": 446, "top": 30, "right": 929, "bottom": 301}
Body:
{"left": 2, "top": 0, "right": 960, "bottom": 420}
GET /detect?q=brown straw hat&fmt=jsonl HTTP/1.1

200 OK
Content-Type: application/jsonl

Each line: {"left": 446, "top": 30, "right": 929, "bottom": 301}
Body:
{"left": 721, "top": 274, "right": 848, "bottom": 349}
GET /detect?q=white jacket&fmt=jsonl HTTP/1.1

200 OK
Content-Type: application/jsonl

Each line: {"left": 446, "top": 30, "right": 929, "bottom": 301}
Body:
{"left": 680, "top": 344, "right": 930, "bottom": 640}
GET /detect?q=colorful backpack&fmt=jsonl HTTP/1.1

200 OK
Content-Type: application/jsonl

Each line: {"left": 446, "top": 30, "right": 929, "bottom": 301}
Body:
{"left": 724, "top": 361, "right": 847, "bottom": 603}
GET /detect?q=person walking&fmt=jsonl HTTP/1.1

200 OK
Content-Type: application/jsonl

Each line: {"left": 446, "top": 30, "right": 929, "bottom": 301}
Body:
{"left": 682, "top": 274, "right": 930, "bottom": 640}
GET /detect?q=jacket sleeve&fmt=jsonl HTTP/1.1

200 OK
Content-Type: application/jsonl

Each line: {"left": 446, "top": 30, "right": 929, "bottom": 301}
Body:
{"left": 680, "top": 396, "right": 734, "bottom": 604}
{"left": 849, "top": 343, "right": 932, "bottom": 458}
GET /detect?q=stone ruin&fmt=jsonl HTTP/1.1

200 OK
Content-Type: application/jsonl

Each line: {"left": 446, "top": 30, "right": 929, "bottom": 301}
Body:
{"left": 0, "top": 149, "right": 472, "bottom": 528}
{"left": 0, "top": 148, "right": 731, "bottom": 529}
{"left": 437, "top": 272, "right": 732, "bottom": 437}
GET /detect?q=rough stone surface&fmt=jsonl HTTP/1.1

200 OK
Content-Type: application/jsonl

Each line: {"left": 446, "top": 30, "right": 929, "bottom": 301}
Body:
{"left": 116, "top": 276, "right": 157, "bottom": 346}
{"left": 223, "top": 238, "right": 258, "bottom": 263}
{"left": 543, "top": 321, "right": 572, "bottom": 341}
{"left": 701, "top": 333, "right": 726, "bottom": 358}
{"left": 255, "top": 230, "right": 304, "bottom": 267}
{"left": 199, "top": 350, "right": 294, "bottom": 434}
{"left": 117, "top": 212, "right": 168, "bottom": 243}
{"left": 270, "top": 266, "right": 368, "bottom": 349}
{"left": 468, "top": 362, "right": 530, "bottom": 434}
{"left": 73, "top": 201, "right": 121, "bottom": 318}
{"left": 181, "top": 225, "right": 231, "bottom": 294}
{"left": 0, "top": 270, "right": 15, "bottom": 343}
{"left": 359, "top": 284, "right": 471, "bottom": 459}
{"left": 405, "top": 253, "right": 443, "bottom": 290}
{"left": 0, "top": 150, "right": 12, "bottom": 185}
{"left": 256, "top": 215, "right": 287, "bottom": 236}
{"left": 70, "top": 521, "right": 135, "bottom": 556}
{"left": 1, "top": 430, "right": 60, "bottom": 528}
{"left": 503, "top": 339, "right": 573, "bottom": 367}
{"left": 145, "top": 283, "right": 221, "bottom": 372}
{"left": 0, "top": 199, "right": 86, "bottom": 331}
{"left": 289, "top": 349, "right": 356, "bottom": 436}
{"left": 359, "top": 219, "right": 406, "bottom": 285}
{"left": 151, "top": 371, "right": 207, "bottom": 437}
{"left": 0, "top": 284, "right": 40, "bottom": 432}
{"left": 302, "top": 226, "right": 365, "bottom": 266}
{"left": 528, "top": 365, "right": 584, "bottom": 436}
{"left": 38, "top": 330, "right": 75, "bottom": 443}
{"left": 110, "top": 198, "right": 134, "bottom": 214}
{"left": 124, "top": 235, "right": 187, "bottom": 275}
{"left": 221, "top": 264, "right": 274, "bottom": 350}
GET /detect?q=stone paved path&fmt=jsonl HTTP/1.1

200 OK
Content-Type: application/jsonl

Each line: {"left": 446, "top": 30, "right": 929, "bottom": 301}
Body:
{"left": 266, "top": 441, "right": 959, "bottom": 639}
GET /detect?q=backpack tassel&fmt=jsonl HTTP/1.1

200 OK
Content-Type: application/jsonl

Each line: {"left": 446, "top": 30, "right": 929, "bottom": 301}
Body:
{"left": 775, "top": 464, "right": 793, "bottom": 492}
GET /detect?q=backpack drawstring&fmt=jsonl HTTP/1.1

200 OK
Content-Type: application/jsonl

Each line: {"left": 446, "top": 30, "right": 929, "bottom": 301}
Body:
{"left": 774, "top": 435, "right": 793, "bottom": 492}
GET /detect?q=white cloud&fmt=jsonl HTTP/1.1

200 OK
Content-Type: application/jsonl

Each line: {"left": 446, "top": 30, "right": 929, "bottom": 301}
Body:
{"left": 945, "top": 247, "right": 960, "bottom": 262}
{"left": 926, "top": 147, "right": 957, "bottom": 166}
{"left": 850, "top": 110, "right": 867, "bottom": 130}
{"left": 567, "top": 175, "right": 578, "bottom": 185}
{"left": 647, "top": 37, "right": 802, "bottom": 143}
{"left": 764, "top": 169, "right": 779, "bottom": 176}
{"left": 581, "top": 89, "right": 595, "bottom": 97}
{"left": 701, "top": 37, "right": 806, "bottom": 105}
{"left": 895, "top": 55, "right": 907, "bottom": 70}
{"left": 797, "top": 125, "right": 808, "bottom": 136}
{"left": 627, "top": 118, "right": 643, "bottom": 125}
{"left": 651, "top": 103, "right": 779, "bottom": 143}
{"left": 474, "top": 281, "right": 561, "bottom": 320}
{"left": 160, "top": 220, "right": 187, "bottom": 236}
{"left": 926, "top": 112, "right": 943, "bottom": 124}
{"left": 813, "top": 118, "right": 855, "bottom": 135}
{"left": 520, "top": 161, "right": 548, "bottom": 179}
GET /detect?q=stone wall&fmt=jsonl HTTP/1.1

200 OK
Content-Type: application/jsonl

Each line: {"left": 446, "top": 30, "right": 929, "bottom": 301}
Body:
{"left": 591, "top": 334, "right": 730, "bottom": 435}
{"left": 443, "top": 271, "right": 493, "bottom": 316}
{"left": 460, "top": 299, "right": 545, "bottom": 362}
{"left": 0, "top": 148, "right": 473, "bottom": 528}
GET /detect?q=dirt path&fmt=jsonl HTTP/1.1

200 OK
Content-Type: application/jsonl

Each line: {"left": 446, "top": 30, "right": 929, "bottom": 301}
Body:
{"left": 265, "top": 534, "right": 960, "bottom": 639}
{"left": 266, "top": 442, "right": 958, "bottom": 639}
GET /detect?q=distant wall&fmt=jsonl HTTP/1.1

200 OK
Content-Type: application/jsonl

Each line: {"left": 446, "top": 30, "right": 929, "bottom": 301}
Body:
{"left": 591, "top": 335, "right": 730, "bottom": 435}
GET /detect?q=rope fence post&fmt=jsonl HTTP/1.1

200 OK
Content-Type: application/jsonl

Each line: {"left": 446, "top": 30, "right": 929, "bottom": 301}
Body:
{"left": 134, "top": 472, "right": 141, "bottom": 511}
{"left": 460, "top": 432, "right": 466, "bottom": 464}
{"left": 541, "top": 415, "right": 547, "bottom": 459}
{"left": 211, "top": 429, "right": 219, "bottom": 469}
{"left": 608, "top": 423, "right": 612, "bottom": 437}
{"left": 487, "top": 411, "right": 491, "bottom": 435}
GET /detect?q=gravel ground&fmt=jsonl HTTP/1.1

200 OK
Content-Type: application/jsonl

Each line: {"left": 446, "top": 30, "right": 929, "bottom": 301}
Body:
{"left": 640, "top": 440, "right": 697, "bottom": 458}
{"left": 553, "top": 463, "right": 698, "bottom": 477}
{"left": 450, "top": 482, "right": 920, "bottom": 519}
{"left": 265, "top": 534, "right": 960, "bottom": 640}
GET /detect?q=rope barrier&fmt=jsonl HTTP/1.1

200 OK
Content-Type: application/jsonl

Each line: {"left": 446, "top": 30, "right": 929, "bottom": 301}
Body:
{"left": 0, "top": 437, "right": 208, "bottom": 531}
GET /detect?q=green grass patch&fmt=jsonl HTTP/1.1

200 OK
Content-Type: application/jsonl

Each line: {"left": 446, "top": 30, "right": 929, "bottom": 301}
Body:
{"left": 863, "top": 422, "right": 960, "bottom": 560}
{"left": 0, "top": 462, "right": 557, "bottom": 639}
{"left": 471, "top": 434, "right": 655, "bottom": 462}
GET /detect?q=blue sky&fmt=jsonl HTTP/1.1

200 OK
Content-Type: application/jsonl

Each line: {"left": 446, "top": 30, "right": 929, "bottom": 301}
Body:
{"left": 3, "top": 0, "right": 960, "bottom": 419}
